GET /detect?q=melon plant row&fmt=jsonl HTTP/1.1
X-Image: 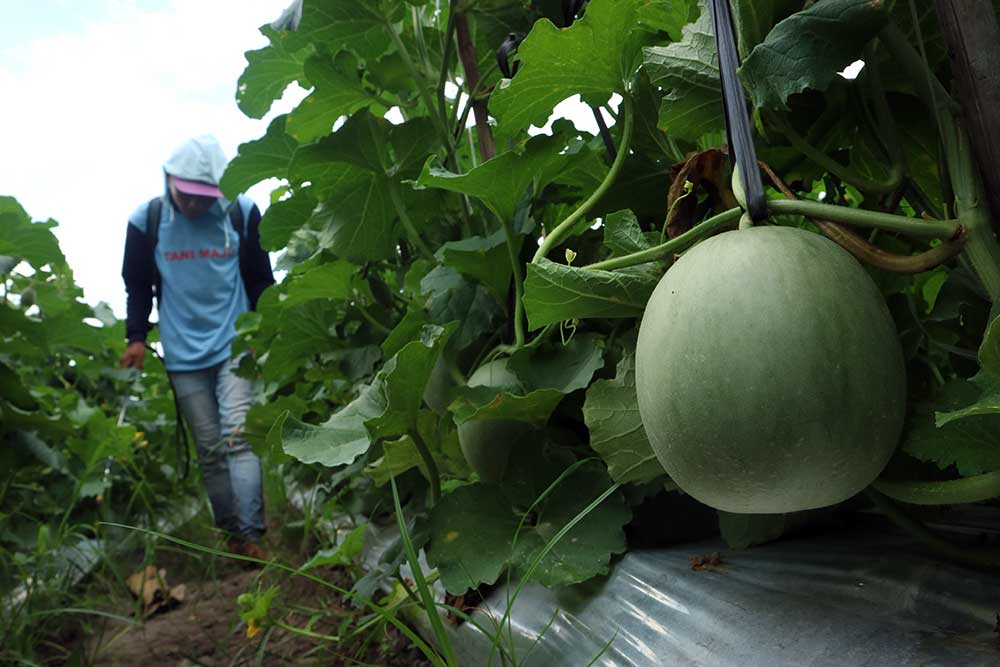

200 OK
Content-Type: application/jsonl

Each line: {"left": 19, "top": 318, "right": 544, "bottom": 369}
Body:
{"left": 226, "top": 0, "right": 1000, "bottom": 593}
{"left": 0, "top": 197, "right": 183, "bottom": 658}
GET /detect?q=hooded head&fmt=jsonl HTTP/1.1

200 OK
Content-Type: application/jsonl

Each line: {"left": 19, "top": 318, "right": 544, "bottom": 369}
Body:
{"left": 163, "top": 135, "right": 228, "bottom": 219}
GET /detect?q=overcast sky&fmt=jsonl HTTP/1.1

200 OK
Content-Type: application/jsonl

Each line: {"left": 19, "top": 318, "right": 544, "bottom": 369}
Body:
{"left": 0, "top": 0, "right": 304, "bottom": 316}
{"left": 1, "top": 0, "right": 612, "bottom": 319}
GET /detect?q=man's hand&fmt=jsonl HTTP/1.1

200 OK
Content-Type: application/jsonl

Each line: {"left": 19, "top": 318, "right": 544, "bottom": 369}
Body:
{"left": 120, "top": 341, "right": 146, "bottom": 369}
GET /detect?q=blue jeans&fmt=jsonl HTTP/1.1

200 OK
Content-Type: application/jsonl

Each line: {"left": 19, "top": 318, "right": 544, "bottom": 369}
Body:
{"left": 169, "top": 355, "right": 265, "bottom": 543}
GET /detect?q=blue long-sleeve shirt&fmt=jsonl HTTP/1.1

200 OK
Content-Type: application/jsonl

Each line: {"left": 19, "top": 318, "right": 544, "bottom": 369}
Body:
{"left": 121, "top": 195, "right": 274, "bottom": 371}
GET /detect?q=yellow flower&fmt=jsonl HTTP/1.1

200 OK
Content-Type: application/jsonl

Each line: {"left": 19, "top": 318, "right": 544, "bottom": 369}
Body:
{"left": 133, "top": 431, "right": 145, "bottom": 441}
{"left": 246, "top": 618, "right": 262, "bottom": 639}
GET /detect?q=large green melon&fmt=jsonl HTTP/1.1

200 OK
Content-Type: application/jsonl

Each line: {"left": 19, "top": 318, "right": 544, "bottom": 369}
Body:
{"left": 457, "top": 359, "right": 532, "bottom": 484}
{"left": 635, "top": 226, "right": 906, "bottom": 514}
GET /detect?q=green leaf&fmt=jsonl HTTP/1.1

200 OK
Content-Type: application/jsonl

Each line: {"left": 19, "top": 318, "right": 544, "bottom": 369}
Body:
{"left": 523, "top": 258, "right": 657, "bottom": 330}
{"left": 416, "top": 132, "right": 572, "bottom": 223}
{"left": 367, "top": 412, "right": 469, "bottom": 485}
{"left": 220, "top": 115, "right": 298, "bottom": 198}
{"left": 382, "top": 306, "right": 429, "bottom": 359}
{"left": 638, "top": 0, "right": 697, "bottom": 41}
{"left": 281, "top": 260, "right": 357, "bottom": 307}
{"left": 259, "top": 187, "right": 317, "bottom": 251}
{"left": 730, "top": 0, "right": 800, "bottom": 57}
{"left": 583, "top": 347, "right": 664, "bottom": 484}
{"left": 489, "top": 0, "right": 653, "bottom": 134}
{"left": 276, "top": 395, "right": 380, "bottom": 467}
{"left": 0, "top": 197, "right": 64, "bottom": 269}
{"left": 603, "top": 209, "right": 651, "bottom": 257}
{"left": 718, "top": 512, "right": 787, "bottom": 549}
{"left": 312, "top": 170, "right": 398, "bottom": 262}
{"left": 237, "top": 26, "right": 312, "bottom": 119}
{"left": 302, "top": 525, "right": 366, "bottom": 570}
{"left": 643, "top": 1, "right": 723, "bottom": 143}
{"left": 739, "top": 0, "right": 889, "bottom": 110}
{"left": 421, "top": 267, "right": 505, "bottom": 350}
{"left": 508, "top": 333, "right": 606, "bottom": 394}
{"left": 364, "top": 324, "right": 455, "bottom": 442}
{"left": 980, "top": 303, "right": 1000, "bottom": 376}
{"left": 450, "top": 386, "right": 565, "bottom": 426}
{"left": 285, "top": 54, "right": 375, "bottom": 143}
{"left": 506, "top": 458, "right": 630, "bottom": 587}
{"left": 935, "top": 371, "right": 1000, "bottom": 426}
{"left": 291, "top": 0, "right": 395, "bottom": 61}
{"left": 902, "top": 381, "right": 1000, "bottom": 476}
{"left": 436, "top": 229, "right": 515, "bottom": 300}
{"left": 426, "top": 484, "right": 520, "bottom": 593}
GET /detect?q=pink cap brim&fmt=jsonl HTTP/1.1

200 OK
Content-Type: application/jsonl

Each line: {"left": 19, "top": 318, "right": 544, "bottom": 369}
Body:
{"left": 173, "top": 177, "right": 223, "bottom": 198}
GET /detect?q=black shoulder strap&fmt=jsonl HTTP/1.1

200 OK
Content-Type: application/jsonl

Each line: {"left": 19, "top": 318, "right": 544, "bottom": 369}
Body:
{"left": 229, "top": 198, "right": 254, "bottom": 303}
{"left": 146, "top": 197, "right": 163, "bottom": 303}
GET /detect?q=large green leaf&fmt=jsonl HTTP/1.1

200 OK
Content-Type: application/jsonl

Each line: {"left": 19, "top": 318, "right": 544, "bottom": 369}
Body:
{"left": 739, "top": 0, "right": 889, "bottom": 110}
{"left": 489, "top": 0, "right": 654, "bottom": 133}
{"left": 0, "top": 197, "right": 64, "bottom": 269}
{"left": 980, "top": 303, "right": 1000, "bottom": 376}
{"left": 643, "top": 1, "right": 722, "bottom": 143}
{"left": 426, "top": 484, "right": 520, "bottom": 593}
{"left": 602, "top": 209, "right": 652, "bottom": 257}
{"left": 523, "top": 258, "right": 657, "bottom": 330}
{"left": 416, "top": 133, "right": 572, "bottom": 222}
{"left": 731, "top": 0, "right": 800, "bottom": 57}
{"left": 220, "top": 115, "right": 298, "bottom": 198}
{"left": 277, "top": 325, "right": 453, "bottom": 466}
{"left": 285, "top": 54, "right": 375, "bottom": 143}
{"left": 505, "top": 456, "right": 629, "bottom": 587}
{"left": 281, "top": 260, "right": 357, "bottom": 307}
{"left": 902, "top": 381, "right": 1000, "bottom": 476}
{"left": 583, "top": 347, "right": 664, "bottom": 484}
{"left": 426, "top": 454, "right": 629, "bottom": 593}
{"left": 638, "top": 0, "right": 697, "bottom": 41}
{"left": 276, "top": 393, "right": 382, "bottom": 467}
{"left": 237, "top": 26, "right": 313, "bottom": 119}
{"left": 436, "top": 230, "right": 516, "bottom": 300}
{"left": 935, "top": 371, "right": 1000, "bottom": 426}
{"left": 450, "top": 386, "right": 564, "bottom": 426}
{"left": 291, "top": 0, "right": 396, "bottom": 61}
{"left": 259, "top": 187, "right": 317, "bottom": 251}
{"left": 421, "top": 266, "right": 505, "bottom": 350}
{"left": 508, "top": 333, "right": 605, "bottom": 394}
{"left": 312, "top": 170, "right": 398, "bottom": 262}
{"left": 365, "top": 324, "right": 455, "bottom": 442}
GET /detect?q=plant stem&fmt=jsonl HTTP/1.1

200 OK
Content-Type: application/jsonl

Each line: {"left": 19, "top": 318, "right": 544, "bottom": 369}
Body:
{"left": 454, "top": 12, "right": 495, "bottom": 161}
{"left": 533, "top": 95, "right": 635, "bottom": 263}
{"left": 865, "top": 488, "right": 1000, "bottom": 569}
{"left": 585, "top": 207, "right": 743, "bottom": 271}
{"left": 499, "top": 215, "right": 526, "bottom": 347}
{"left": 355, "top": 304, "right": 392, "bottom": 335}
{"left": 408, "top": 428, "right": 441, "bottom": 505}
{"left": 767, "top": 198, "right": 960, "bottom": 240}
{"left": 388, "top": 181, "right": 435, "bottom": 261}
{"left": 435, "top": 1, "right": 459, "bottom": 127}
{"left": 872, "top": 471, "right": 1000, "bottom": 505}
{"left": 385, "top": 14, "right": 456, "bottom": 167}
{"left": 768, "top": 112, "right": 903, "bottom": 195}
{"left": 881, "top": 23, "right": 1000, "bottom": 301}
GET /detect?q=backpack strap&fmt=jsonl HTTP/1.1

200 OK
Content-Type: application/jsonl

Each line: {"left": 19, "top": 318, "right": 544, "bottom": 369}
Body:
{"left": 146, "top": 197, "right": 163, "bottom": 306}
{"left": 229, "top": 197, "right": 253, "bottom": 303}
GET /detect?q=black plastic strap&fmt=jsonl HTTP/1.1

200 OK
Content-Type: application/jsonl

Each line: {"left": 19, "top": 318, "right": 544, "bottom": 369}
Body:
{"left": 709, "top": 0, "right": 767, "bottom": 221}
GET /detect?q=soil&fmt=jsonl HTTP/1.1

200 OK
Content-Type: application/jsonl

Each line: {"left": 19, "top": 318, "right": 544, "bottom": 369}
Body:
{"left": 72, "top": 515, "right": 434, "bottom": 667}
{"left": 88, "top": 559, "right": 432, "bottom": 667}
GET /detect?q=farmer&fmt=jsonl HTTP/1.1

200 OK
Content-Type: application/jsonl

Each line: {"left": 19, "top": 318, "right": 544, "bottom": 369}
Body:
{"left": 120, "top": 135, "right": 275, "bottom": 560}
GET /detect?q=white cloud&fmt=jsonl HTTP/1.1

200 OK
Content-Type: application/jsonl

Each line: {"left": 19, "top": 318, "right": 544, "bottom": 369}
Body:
{"left": 0, "top": 0, "right": 301, "bottom": 316}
